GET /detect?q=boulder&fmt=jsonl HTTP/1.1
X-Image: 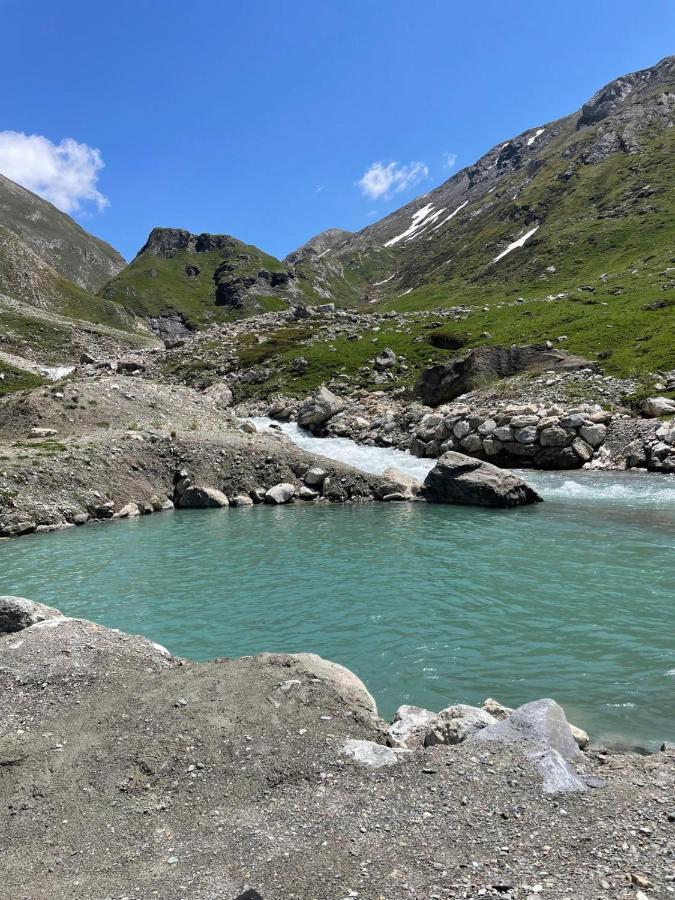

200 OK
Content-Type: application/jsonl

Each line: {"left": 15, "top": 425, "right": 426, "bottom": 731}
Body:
{"left": 539, "top": 426, "right": 572, "bottom": 447}
{"left": 0, "top": 596, "right": 63, "bottom": 633}
{"left": 388, "top": 705, "right": 437, "bottom": 748}
{"left": 297, "top": 386, "right": 345, "bottom": 428}
{"left": 374, "top": 347, "right": 397, "bottom": 370}
{"left": 116, "top": 502, "right": 141, "bottom": 518}
{"left": 203, "top": 382, "right": 234, "bottom": 409}
{"left": 472, "top": 698, "right": 588, "bottom": 793}
{"left": 264, "top": 483, "right": 296, "bottom": 504}
{"left": 424, "top": 705, "right": 497, "bottom": 746}
{"left": 579, "top": 423, "right": 607, "bottom": 447}
{"left": 177, "top": 486, "right": 229, "bottom": 508}
{"left": 230, "top": 495, "right": 254, "bottom": 507}
{"left": 641, "top": 396, "right": 675, "bottom": 418}
{"left": 423, "top": 452, "right": 542, "bottom": 508}
{"left": 341, "top": 739, "right": 403, "bottom": 768}
{"left": 415, "top": 345, "right": 597, "bottom": 406}
{"left": 304, "top": 466, "right": 328, "bottom": 487}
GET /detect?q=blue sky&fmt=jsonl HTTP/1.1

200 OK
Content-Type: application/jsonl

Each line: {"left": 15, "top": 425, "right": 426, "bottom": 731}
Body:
{"left": 1, "top": 0, "right": 673, "bottom": 262}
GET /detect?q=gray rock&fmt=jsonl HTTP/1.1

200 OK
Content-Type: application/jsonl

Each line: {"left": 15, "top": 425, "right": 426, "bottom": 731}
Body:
{"left": 116, "top": 502, "right": 141, "bottom": 518}
{"left": 374, "top": 347, "right": 397, "bottom": 370}
{"left": 388, "top": 705, "right": 437, "bottom": 748}
{"left": 264, "top": 483, "right": 296, "bottom": 504}
{"left": 297, "top": 386, "right": 345, "bottom": 428}
{"left": 177, "top": 486, "right": 229, "bottom": 508}
{"left": 514, "top": 426, "right": 538, "bottom": 443}
{"left": 230, "top": 495, "right": 254, "bottom": 507}
{"left": 460, "top": 433, "right": 483, "bottom": 454}
{"left": 472, "top": 698, "right": 587, "bottom": 793}
{"left": 539, "top": 426, "right": 572, "bottom": 447}
{"left": 203, "top": 382, "right": 234, "bottom": 409}
{"left": 298, "top": 485, "right": 319, "bottom": 500}
{"left": 579, "top": 423, "right": 607, "bottom": 447}
{"left": 424, "top": 705, "right": 497, "bottom": 746}
{"left": 641, "top": 396, "right": 675, "bottom": 417}
{"left": 341, "top": 739, "right": 403, "bottom": 768}
{"left": 453, "top": 420, "right": 471, "bottom": 439}
{"left": 572, "top": 436, "right": 594, "bottom": 462}
{"left": 0, "top": 596, "right": 63, "bottom": 633}
{"left": 304, "top": 466, "right": 327, "bottom": 487}
{"left": 423, "top": 452, "right": 542, "bottom": 508}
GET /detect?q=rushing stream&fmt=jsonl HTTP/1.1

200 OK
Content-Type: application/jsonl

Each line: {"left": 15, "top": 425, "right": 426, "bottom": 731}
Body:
{"left": 1, "top": 420, "right": 674, "bottom": 748}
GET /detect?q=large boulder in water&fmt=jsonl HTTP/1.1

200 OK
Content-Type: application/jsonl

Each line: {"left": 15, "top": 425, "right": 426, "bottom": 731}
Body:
{"left": 415, "top": 344, "right": 597, "bottom": 406}
{"left": 423, "top": 451, "right": 542, "bottom": 508}
{"left": 297, "top": 386, "right": 345, "bottom": 428}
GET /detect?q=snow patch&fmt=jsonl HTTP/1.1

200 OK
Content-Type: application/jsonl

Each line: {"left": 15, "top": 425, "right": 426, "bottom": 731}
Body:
{"left": 373, "top": 273, "right": 396, "bottom": 286}
{"left": 527, "top": 128, "right": 545, "bottom": 147}
{"left": 492, "top": 226, "right": 540, "bottom": 263}
{"left": 384, "top": 203, "right": 436, "bottom": 247}
{"left": 400, "top": 288, "right": 413, "bottom": 296}
{"left": 40, "top": 365, "right": 75, "bottom": 381}
{"left": 431, "top": 200, "right": 469, "bottom": 231}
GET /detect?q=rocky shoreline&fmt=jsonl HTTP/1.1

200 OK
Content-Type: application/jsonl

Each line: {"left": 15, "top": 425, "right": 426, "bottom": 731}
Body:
{"left": 1, "top": 596, "right": 673, "bottom": 899}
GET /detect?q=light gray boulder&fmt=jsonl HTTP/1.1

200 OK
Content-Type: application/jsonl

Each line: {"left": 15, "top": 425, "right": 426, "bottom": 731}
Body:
{"left": 304, "top": 466, "right": 328, "bottom": 487}
{"left": 342, "top": 739, "right": 403, "bottom": 768}
{"left": 0, "top": 596, "right": 63, "bottom": 633}
{"left": 472, "top": 698, "right": 588, "bottom": 793}
{"left": 264, "top": 483, "right": 296, "bottom": 504}
{"left": 539, "top": 426, "right": 572, "bottom": 447}
{"left": 297, "top": 386, "right": 345, "bottom": 428}
{"left": 203, "top": 382, "right": 234, "bottom": 409}
{"left": 230, "top": 495, "right": 254, "bottom": 507}
{"left": 579, "top": 423, "right": 607, "bottom": 447}
{"left": 642, "top": 397, "right": 675, "bottom": 417}
{"left": 424, "top": 705, "right": 497, "bottom": 746}
{"left": 388, "top": 705, "right": 437, "bottom": 748}
{"left": 177, "top": 486, "right": 229, "bottom": 508}
{"left": 423, "top": 452, "right": 542, "bottom": 508}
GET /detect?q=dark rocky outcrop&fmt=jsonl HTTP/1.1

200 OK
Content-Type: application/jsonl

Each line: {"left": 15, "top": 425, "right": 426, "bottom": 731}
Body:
{"left": 422, "top": 451, "right": 542, "bottom": 507}
{"left": 415, "top": 345, "right": 597, "bottom": 406}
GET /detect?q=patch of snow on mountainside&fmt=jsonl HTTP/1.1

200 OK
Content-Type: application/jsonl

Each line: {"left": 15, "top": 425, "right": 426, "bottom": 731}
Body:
{"left": 432, "top": 200, "right": 469, "bottom": 231}
{"left": 384, "top": 203, "right": 436, "bottom": 246}
{"left": 404, "top": 207, "right": 447, "bottom": 241}
{"left": 373, "top": 273, "right": 396, "bottom": 285}
{"left": 492, "top": 225, "right": 540, "bottom": 263}
{"left": 527, "top": 128, "right": 545, "bottom": 146}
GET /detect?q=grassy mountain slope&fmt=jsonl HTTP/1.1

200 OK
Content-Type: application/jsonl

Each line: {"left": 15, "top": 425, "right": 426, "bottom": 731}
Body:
{"left": 285, "top": 56, "right": 675, "bottom": 375}
{"left": 100, "top": 228, "right": 305, "bottom": 327}
{"left": 0, "top": 173, "right": 125, "bottom": 291}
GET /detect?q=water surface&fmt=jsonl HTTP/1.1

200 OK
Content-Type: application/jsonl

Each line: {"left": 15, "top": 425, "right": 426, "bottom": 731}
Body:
{"left": 1, "top": 458, "right": 673, "bottom": 748}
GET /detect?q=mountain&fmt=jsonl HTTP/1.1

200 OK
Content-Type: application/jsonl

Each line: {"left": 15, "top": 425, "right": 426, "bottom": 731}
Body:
{"left": 99, "top": 227, "right": 307, "bottom": 329}
{"left": 98, "top": 56, "right": 674, "bottom": 376}
{"left": 285, "top": 55, "right": 675, "bottom": 374}
{"left": 0, "top": 175, "right": 151, "bottom": 367}
{"left": 0, "top": 173, "right": 125, "bottom": 291}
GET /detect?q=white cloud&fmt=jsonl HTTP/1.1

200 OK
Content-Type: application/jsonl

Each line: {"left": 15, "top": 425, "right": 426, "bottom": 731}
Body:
{"left": 443, "top": 152, "right": 458, "bottom": 169}
{"left": 0, "top": 131, "right": 109, "bottom": 214}
{"left": 356, "top": 160, "right": 429, "bottom": 200}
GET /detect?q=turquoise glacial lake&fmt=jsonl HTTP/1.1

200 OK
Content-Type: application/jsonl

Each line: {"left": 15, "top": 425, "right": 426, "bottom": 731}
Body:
{"left": 1, "top": 450, "right": 673, "bottom": 749}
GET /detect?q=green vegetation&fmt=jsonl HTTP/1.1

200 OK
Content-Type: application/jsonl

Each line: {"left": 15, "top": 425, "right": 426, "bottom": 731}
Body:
{"left": 100, "top": 238, "right": 297, "bottom": 327}
{"left": 0, "top": 361, "right": 45, "bottom": 396}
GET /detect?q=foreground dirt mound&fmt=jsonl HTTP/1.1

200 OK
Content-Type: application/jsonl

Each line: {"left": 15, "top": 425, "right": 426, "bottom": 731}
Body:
{"left": 1, "top": 609, "right": 673, "bottom": 899}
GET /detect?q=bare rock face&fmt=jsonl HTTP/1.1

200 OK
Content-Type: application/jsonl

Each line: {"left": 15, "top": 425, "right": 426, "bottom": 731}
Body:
{"left": 0, "top": 596, "right": 63, "bottom": 633}
{"left": 297, "top": 386, "right": 345, "bottom": 428}
{"left": 423, "top": 452, "right": 542, "bottom": 508}
{"left": 415, "top": 345, "right": 597, "bottom": 407}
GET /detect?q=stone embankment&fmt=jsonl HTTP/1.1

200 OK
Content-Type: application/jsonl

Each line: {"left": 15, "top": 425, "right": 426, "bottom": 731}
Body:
{"left": 251, "top": 386, "right": 675, "bottom": 474}
{"left": 1, "top": 596, "right": 673, "bottom": 899}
